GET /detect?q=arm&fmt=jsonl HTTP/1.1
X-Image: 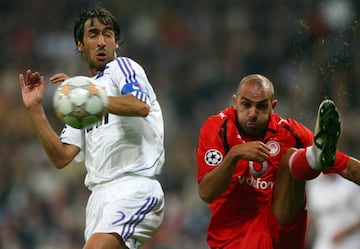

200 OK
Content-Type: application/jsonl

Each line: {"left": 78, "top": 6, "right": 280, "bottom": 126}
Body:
{"left": 106, "top": 94, "right": 150, "bottom": 117}
{"left": 333, "top": 219, "right": 360, "bottom": 243}
{"left": 340, "top": 157, "right": 360, "bottom": 185}
{"left": 50, "top": 72, "right": 150, "bottom": 117}
{"left": 19, "top": 70, "right": 79, "bottom": 169}
{"left": 198, "top": 141, "right": 270, "bottom": 203}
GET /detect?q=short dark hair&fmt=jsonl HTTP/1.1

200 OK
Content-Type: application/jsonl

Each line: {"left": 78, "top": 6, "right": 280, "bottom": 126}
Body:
{"left": 73, "top": 5, "right": 120, "bottom": 46}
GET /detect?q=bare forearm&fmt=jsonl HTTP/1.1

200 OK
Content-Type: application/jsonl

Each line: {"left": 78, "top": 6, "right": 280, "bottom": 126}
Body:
{"left": 107, "top": 94, "right": 150, "bottom": 117}
{"left": 340, "top": 157, "right": 360, "bottom": 185}
{"left": 29, "top": 106, "right": 77, "bottom": 168}
{"left": 199, "top": 155, "right": 238, "bottom": 203}
{"left": 198, "top": 141, "right": 270, "bottom": 203}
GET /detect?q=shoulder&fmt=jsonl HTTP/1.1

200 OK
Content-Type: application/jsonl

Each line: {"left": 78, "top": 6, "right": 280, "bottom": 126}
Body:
{"left": 202, "top": 107, "right": 234, "bottom": 127}
{"left": 200, "top": 107, "right": 238, "bottom": 138}
{"left": 99, "top": 57, "right": 148, "bottom": 82}
{"left": 270, "top": 114, "right": 309, "bottom": 131}
{"left": 105, "top": 56, "right": 143, "bottom": 72}
{"left": 272, "top": 115, "right": 313, "bottom": 147}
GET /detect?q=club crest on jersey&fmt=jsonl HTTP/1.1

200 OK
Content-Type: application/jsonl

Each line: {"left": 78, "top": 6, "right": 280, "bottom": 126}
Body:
{"left": 204, "top": 149, "right": 223, "bottom": 166}
{"left": 266, "top": 141, "right": 280, "bottom": 156}
{"left": 133, "top": 83, "right": 141, "bottom": 90}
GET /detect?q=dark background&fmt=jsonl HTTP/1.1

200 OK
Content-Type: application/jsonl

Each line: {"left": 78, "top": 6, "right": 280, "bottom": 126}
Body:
{"left": 1, "top": 0, "right": 360, "bottom": 248}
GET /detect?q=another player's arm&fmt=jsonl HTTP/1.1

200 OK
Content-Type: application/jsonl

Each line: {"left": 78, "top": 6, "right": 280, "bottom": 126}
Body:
{"left": 19, "top": 70, "right": 79, "bottom": 169}
{"left": 199, "top": 141, "right": 270, "bottom": 203}
{"left": 340, "top": 157, "right": 360, "bottom": 185}
{"left": 333, "top": 218, "right": 360, "bottom": 242}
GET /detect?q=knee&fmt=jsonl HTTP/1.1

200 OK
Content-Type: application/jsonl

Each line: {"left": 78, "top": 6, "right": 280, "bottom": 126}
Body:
{"left": 281, "top": 148, "right": 297, "bottom": 166}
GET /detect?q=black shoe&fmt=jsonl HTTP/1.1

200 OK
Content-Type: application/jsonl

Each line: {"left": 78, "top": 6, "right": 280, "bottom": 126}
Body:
{"left": 313, "top": 99, "right": 341, "bottom": 170}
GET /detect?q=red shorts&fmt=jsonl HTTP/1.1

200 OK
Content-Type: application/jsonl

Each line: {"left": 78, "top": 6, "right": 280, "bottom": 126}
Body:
{"left": 268, "top": 204, "right": 307, "bottom": 249}
{"left": 207, "top": 205, "right": 307, "bottom": 249}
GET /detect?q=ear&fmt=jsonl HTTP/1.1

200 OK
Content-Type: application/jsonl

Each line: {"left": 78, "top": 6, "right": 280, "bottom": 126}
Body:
{"left": 232, "top": 94, "right": 237, "bottom": 109}
{"left": 77, "top": 41, "right": 84, "bottom": 52}
{"left": 271, "top": 99, "right": 278, "bottom": 110}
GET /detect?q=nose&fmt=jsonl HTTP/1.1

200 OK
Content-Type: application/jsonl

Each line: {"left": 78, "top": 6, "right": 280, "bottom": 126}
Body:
{"left": 97, "top": 35, "right": 106, "bottom": 46}
{"left": 248, "top": 106, "right": 257, "bottom": 118}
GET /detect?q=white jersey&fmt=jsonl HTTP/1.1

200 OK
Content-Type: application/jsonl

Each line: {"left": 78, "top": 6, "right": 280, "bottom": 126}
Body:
{"left": 307, "top": 174, "right": 360, "bottom": 249}
{"left": 60, "top": 57, "right": 165, "bottom": 190}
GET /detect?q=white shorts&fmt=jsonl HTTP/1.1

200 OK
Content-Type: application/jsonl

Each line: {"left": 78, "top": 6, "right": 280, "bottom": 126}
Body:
{"left": 84, "top": 175, "right": 164, "bottom": 249}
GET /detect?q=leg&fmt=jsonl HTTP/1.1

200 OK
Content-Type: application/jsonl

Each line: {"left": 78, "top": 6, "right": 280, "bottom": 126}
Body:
{"left": 290, "top": 99, "right": 341, "bottom": 180}
{"left": 83, "top": 233, "right": 129, "bottom": 249}
{"left": 273, "top": 99, "right": 341, "bottom": 223}
{"left": 272, "top": 148, "right": 306, "bottom": 226}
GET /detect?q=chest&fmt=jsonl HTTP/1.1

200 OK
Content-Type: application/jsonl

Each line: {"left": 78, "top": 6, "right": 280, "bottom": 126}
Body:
{"left": 236, "top": 131, "right": 296, "bottom": 178}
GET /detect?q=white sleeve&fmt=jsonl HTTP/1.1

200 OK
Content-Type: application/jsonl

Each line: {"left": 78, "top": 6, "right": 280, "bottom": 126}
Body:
{"left": 96, "top": 57, "right": 155, "bottom": 105}
{"left": 59, "top": 125, "right": 84, "bottom": 162}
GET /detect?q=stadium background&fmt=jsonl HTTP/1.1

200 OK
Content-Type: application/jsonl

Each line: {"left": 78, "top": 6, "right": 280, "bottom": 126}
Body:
{"left": 1, "top": 0, "right": 360, "bottom": 248}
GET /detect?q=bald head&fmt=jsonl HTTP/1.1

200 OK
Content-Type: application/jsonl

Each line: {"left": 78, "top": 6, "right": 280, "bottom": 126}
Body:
{"left": 236, "top": 74, "right": 275, "bottom": 100}
{"left": 232, "top": 74, "right": 277, "bottom": 138}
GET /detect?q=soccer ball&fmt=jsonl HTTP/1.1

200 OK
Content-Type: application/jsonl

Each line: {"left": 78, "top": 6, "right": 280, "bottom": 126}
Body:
{"left": 53, "top": 76, "right": 108, "bottom": 129}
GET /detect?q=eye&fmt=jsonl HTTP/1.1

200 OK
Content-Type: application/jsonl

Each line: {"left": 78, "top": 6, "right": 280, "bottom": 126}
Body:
{"left": 103, "top": 29, "right": 115, "bottom": 39}
{"left": 88, "top": 31, "right": 98, "bottom": 38}
{"left": 241, "top": 101, "right": 251, "bottom": 108}
{"left": 257, "top": 103, "right": 269, "bottom": 110}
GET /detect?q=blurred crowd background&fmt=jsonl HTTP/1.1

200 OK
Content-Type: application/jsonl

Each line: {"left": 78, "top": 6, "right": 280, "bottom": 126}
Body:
{"left": 1, "top": 0, "right": 360, "bottom": 248}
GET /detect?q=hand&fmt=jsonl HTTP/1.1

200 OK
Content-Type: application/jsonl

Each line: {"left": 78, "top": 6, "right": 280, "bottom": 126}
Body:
{"left": 19, "top": 69, "right": 45, "bottom": 110}
{"left": 229, "top": 141, "right": 270, "bottom": 162}
{"left": 50, "top": 73, "right": 69, "bottom": 83}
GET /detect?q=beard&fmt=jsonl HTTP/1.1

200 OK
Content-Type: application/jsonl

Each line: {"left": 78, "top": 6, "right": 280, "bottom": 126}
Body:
{"left": 243, "top": 127, "right": 265, "bottom": 138}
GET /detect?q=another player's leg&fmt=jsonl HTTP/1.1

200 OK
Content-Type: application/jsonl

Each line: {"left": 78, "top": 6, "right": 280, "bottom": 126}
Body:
{"left": 289, "top": 99, "right": 341, "bottom": 180}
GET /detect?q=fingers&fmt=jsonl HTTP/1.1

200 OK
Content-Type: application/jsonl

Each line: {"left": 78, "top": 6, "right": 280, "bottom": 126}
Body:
{"left": 244, "top": 141, "right": 271, "bottom": 162}
{"left": 20, "top": 69, "right": 44, "bottom": 87}
{"left": 258, "top": 143, "right": 271, "bottom": 161}
{"left": 50, "top": 73, "right": 69, "bottom": 83}
{"left": 29, "top": 72, "right": 41, "bottom": 85}
{"left": 19, "top": 74, "right": 25, "bottom": 88}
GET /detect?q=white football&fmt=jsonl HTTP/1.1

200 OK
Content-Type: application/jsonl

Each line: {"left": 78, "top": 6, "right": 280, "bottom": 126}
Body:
{"left": 53, "top": 76, "right": 108, "bottom": 129}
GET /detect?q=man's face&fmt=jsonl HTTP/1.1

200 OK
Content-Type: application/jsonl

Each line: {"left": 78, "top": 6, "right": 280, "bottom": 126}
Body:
{"left": 232, "top": 81, "right": 276, "bottom": 138}
{"left": 77, "top": 18, "right": 119, "bottom": 76}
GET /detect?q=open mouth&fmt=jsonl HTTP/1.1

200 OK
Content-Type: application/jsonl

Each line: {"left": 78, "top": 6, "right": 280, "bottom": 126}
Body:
{"left": 96, "top": 51, "right": 107, "bottom": 60}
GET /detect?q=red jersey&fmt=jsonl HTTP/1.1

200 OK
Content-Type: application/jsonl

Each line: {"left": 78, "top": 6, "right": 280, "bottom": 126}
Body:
{"left": 197, "top": 106, "right": 347, "bottom": 249}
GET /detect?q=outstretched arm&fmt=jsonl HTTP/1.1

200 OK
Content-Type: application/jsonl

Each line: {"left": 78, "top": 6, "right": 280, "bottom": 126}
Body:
{"left": 19, "top": 70, "right": 79, "bottom": 168}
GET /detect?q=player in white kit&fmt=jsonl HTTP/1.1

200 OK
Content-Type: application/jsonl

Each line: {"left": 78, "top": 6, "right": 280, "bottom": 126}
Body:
{"left": 18, "top": 5, "right": 165, "bottom": 249}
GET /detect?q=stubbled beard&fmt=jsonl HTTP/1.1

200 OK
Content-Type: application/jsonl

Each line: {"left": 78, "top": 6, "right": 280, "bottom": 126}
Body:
{"left": 244, "top": 127, "right": 263, "bottom": 137}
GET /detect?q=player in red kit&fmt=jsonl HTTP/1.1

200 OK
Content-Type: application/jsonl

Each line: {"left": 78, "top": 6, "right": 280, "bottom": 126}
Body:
{"left": 197, "top": 74, "right": 360, "bottom": 249}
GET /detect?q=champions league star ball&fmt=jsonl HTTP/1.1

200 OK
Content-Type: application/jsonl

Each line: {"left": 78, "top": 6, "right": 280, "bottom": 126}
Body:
{"left": 53, "top": 76, "right": 108, "bottom": 129}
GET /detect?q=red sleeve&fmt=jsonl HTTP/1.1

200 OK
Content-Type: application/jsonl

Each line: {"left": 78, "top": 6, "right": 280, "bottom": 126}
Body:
{"left": 323, "top": 151, "right": 350, "bottom": 174}
{"left": 196, "top": 115, "right": 243, "bottom": 183}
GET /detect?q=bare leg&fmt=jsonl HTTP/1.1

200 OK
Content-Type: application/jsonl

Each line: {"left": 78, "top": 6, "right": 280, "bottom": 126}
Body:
{"left": 272, "top": 148, "right": 306, "bottom": 226}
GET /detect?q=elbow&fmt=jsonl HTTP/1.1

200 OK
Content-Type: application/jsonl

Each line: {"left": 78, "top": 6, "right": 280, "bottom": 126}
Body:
{"left": 51, "top": 156, "right": 73, "bottom": 169}
{"left": 138, "top": 103, "right": 150, "bottom": 117}
{"left": 53, "top": 163, "right": 68, "bottom": 169}
{"left": 198, "top": 188, "right": 213, "bottom": 204}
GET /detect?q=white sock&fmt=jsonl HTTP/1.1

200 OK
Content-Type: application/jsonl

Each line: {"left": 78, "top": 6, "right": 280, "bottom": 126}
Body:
{"left": 306, "top": 145, "right": 321, "bottom": 170}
